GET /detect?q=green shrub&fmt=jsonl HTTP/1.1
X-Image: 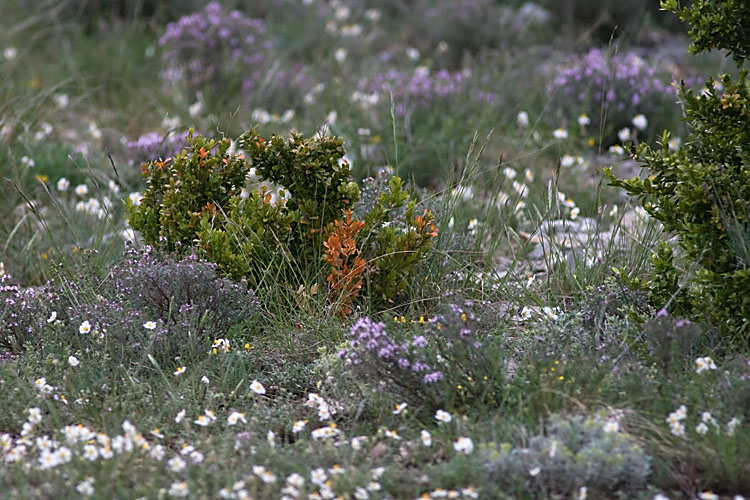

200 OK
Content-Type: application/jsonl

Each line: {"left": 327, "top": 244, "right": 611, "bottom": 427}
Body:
{"left": 661, "top": 0, "right": 750, "bottom": 65}
{"left": 606, "top": 1, "right": 750, "bottom": 342}
{"left": 127, "top": 129, "right": 437, "bottom": 310}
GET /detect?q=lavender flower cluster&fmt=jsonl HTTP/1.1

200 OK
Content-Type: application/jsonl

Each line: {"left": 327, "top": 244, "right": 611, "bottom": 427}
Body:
{"left": 362, "top": 69, "right": 471, "bottom": 116}
{"left": 338, "top": 302, "right": 500, "bottom": 412}
{"left": 547, "top": 48, "right": 686, "bottom": 140}
{"left": 126, "top": 131, "right": 187, "bottom": 165}
{"left": 0, "top": 274, "right": 55, "bottom": 354}
{"left": 159, "top": 2, "right": 270, "bottom": 97}
{"left": 338, "top": 317, "right": 443, "bottom": 385}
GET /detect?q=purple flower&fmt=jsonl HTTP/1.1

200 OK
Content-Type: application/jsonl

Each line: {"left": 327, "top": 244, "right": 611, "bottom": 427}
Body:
{"left": 423, "top": 371, "right": 443, "bottom": 384}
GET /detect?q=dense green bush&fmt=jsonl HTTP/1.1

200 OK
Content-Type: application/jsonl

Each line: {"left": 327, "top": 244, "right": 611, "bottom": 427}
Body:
{"left": 127, "top": 129, "right": 437, "bottom": 309}
{"left": 662, "top": 0, "right": 750, "bottom": 65}
{"left": 606, "top": 0, "right": 750, "bottom": 342}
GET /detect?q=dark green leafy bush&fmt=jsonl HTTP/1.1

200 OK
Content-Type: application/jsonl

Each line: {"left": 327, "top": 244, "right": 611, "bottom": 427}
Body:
{"left": 606, "top": 2, "right": 750, "bottom": 342}
{"left": 662, "top": 0, "right": 750, "bottom": 65}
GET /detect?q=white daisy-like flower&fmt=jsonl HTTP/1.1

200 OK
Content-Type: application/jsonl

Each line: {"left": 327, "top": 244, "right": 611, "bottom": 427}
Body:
{"left": 561, "top": 154, "right": 576, "bottom": 167}
{"left": 695, "top": 422, "right": 709, "bottom": 435}
{"left": 453, "top": 436, "right": 474, "bottom": 455}
{"left": 143, "top": 321, "right": 157, "bottom": 330}
{"left": 503, "top": 167, "right": 517, "bottom": 179}
{"left": 552, "top": 128, "right": 568, "bottom": 140}
{"left": 570, "top": 207, "right": 580, "bottom": 220}
{"left": 435, "top": 410, "right": 452, "bottom": 423}
{"left": 632, "top": 114, "right": 648, "bottom": 131}
{"left": 602, "top": 420, "right": 619, "bottom": 433}
{"left": 83, "top": 444, "right": 99, "bottom": 461}
{"left": 578, "top": 113, "right": 591, "bottom": 127}
{"left": 668, "top": 137, "right": 681, "bottom": 151}
{"left": 695, "top": 356, "right": 717, "bottom": 373}
{"left": 174, "top": 366, "right": 186, "bottom": 376}
{"left": 529, "top": 466, "right": 541, "bottom": 476}
{"left": 310, "top": 468, "right": 328, "bottom": 486}
{"left": 250, "top": 380, "right": 266, "bottom": 395}
{"left": 392, "top": 402, "right": 408, "bottom": 415}
{"left": 286, "top": 473, "right": 305, "bottom": 487}
{"left": 698, "top": 492, "right": 719, "bottom": 500}
{"left": 421, "top": 429, "right": 432, "bottom": 446}
{"left": 168, "top": 481, "right": 190, "bottom": 498}
{"left": 618, "top": 128, "right": 631, "bottom": 143}
{"left": 68, "top": 356, "right": 79, "bottom": 367}
{"left": 56, "top": 178, "right": 69, "bottom": 192}
{"left": 201, "top": 376, "right": 209, "bottom": 385}
{"left": 75, "top": 184, "right": 89, "bottom": 197}
{"left": 292, "top": 420, "right": 306, "bottom": 433}
{"left": 76, "top": 478, "right": 95, "bottom": 497}
{"left": 517, "top": 111, "right": 529, "bottom": 128}
{"left": 168, "top": 455, "right": 187, "bottom": 472}
{"left": 175, "top": 409, "right": 186, "bottom": 423}
{"left": 608, "top": 145, "right": 625, "bottom": 155}
{"left": 334, "top": 48, "right": 347, "bottom": 63}
{"left": 79, "top": 321, "right": 92, "bottom": 334}
{"left": 194, "top": 415, "right": 212, "bottom": 427}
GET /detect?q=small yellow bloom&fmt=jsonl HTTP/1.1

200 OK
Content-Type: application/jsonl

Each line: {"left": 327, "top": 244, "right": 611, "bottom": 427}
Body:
{"left": 558, "top": 375, "right": 564, "bottom": 381}
{"left": 461, "top": 313, "right": 467, "bottom": 321}
{"left": 244, "top": 343, "right": 250, "bottom": 350}
{"left": 30, "top": 76, "right": 40, "bottom": 88}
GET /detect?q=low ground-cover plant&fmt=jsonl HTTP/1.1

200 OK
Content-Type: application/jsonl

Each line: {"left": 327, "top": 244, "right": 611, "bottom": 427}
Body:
{"left": 337, "top": 302, "right": 506, "bottom": 416}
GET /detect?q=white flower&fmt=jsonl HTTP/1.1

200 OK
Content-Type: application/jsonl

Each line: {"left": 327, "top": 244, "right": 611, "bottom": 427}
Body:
{"left": 3, "top": 47, "right": 18, "bottom": 60}
{"left": 79, "top": 321, "right": 92, "bottom": 334}
{"left": 561, "top": 154, "right": 575, "bottom": 167}
{"left": 392, "top": 402, "right": 408, "bottom": 415}
{"left": 570, "top": 207, "right": 580, "bottom": 220}
{"left": 75, "top": 184, "right": 89, "bottom": 197}
{"left": 524, "top": 168, "right": 534, "bottom": 182}
{"left": 189, "top": 100, "right": 203, "bottom": 117}
{"left": 602, "top": 420, "right": 619, "bottom": 433}
{"left": 578, "top": 114, "right": 591, "bottom": 127}
{"left": 578, "top": 486, "right": 588, "bottom": 500}
{"left": 502, "top": 167, "right": 517, "bottom": 179}
{"left": 632, "top": 114, "right": 648, "bottom": 131}
{"left": 168, "top": 456, "right": 187, "bottom": 472}
{"left": 227, "top": 412, "right": 246, "bottom": 426}
{"left": 542, "top": 306, "right": 559, "bottom": 320}
{"left": 669, "top": 421, "right": 685, "bottom": 436}
{"left": 83, "top": 444, "right": 99, "bottom": 461}
{"left": 552, "top": 128, "right": 568, "bottom": 140}
{"left": 250, "top": 380, "right": 266, "bottom": 395}
{"left": 267, "top": 430, "right": 276, "bottom": 447}
{"left": 435, "top": 410, "right": 452, "bottom": 423}
{"left": 529, "top": 466, "right": 541, "bottom": 476}
{"left": 618, "top": 128, "right": 631, "bottom": 143}
{"left": 727, "top": 417, "right": 741, "bottom": 435}
{"left": 354, "top": 487, "right": 370, "bottom": 500}
{"left": 406, "top": 47, "right": 420, "bottom": 60}
{"left": 292, "top": 420, "right": 306, "bottom": 433}
{"left": 27, "top": 407, "right": 42, "bottom": 424}
{"left": 76, "top": 478, "right": 95, "bottom": 497}
{"left": 168, "top": 481, "right": 190, "bottom": 498}
{"left": 695, "top": 422, "right": 709, "bottom": 435}
{"left": 351, "top": 436, "right": 367, "bottom": 450}
{"left": 310, "top": 468, "right": 327, "bottom": 486}
{"left": 174, "top": 366, "right": 186, "bottom": 376}
{"left": 608, "top": 145, "right": 625, "bottom": 155}
{"left": 453, "top": 436, "right": 474, "bottom": 455}
{"left": 517, "top": 111, "right": 529, "bottom": 128}
{"left": 143, "top": 321, "right": 157, "bottom": 330}
{"left": 53, "top": 177, "right": 70, "bottom": 192}
{"left": 334, "top": 48, "right": 347, "bottom": 63}
{"left": 652, "top": 494, "right": 670, "bottom": 500}
{"left": 68, "top": 356, "right": 79, "bottom": 367}
{"left": 175, "top": 409, "right": 186, "bottom": 423}
{"left": 668, "top": 137, "right": 681, "bottom": 151}
{"left": 420, "top": 430, "right": 432, "bottom": 447}
{"left": 695, "top": 356, "right": 717, "bottom": 373}
{"left": 47, "top": 311, "right": 57, "bottom": 323}
{"left": 698, "top": 492, "right": 719, "bottom": 500}
{"left": 287, "top": 473, "right": 305, "bottom": 487}
{"left": 360, "top": 7, "right": 380, "bottom": 21}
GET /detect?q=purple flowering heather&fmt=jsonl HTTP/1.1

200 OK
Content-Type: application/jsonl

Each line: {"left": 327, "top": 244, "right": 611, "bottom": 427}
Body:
{"left": 126, "top": 131, "right": 187, "bottom": 165}
{"left": 339, "top": 302, "right": 502, "bottom": 415}
{"left": 362, "top": 69, "right": 472, "bottom": 116}
{"left": 159, "top": 2, "right": 270, "bottom": 98}
{"left": 547, "top": 48, "right": 694, "bottom": 143}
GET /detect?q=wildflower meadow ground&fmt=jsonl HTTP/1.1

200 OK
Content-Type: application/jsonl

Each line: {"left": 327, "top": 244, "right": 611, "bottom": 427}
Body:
{"left": 1, "top": 1, "right": 749, "bottom": 499}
